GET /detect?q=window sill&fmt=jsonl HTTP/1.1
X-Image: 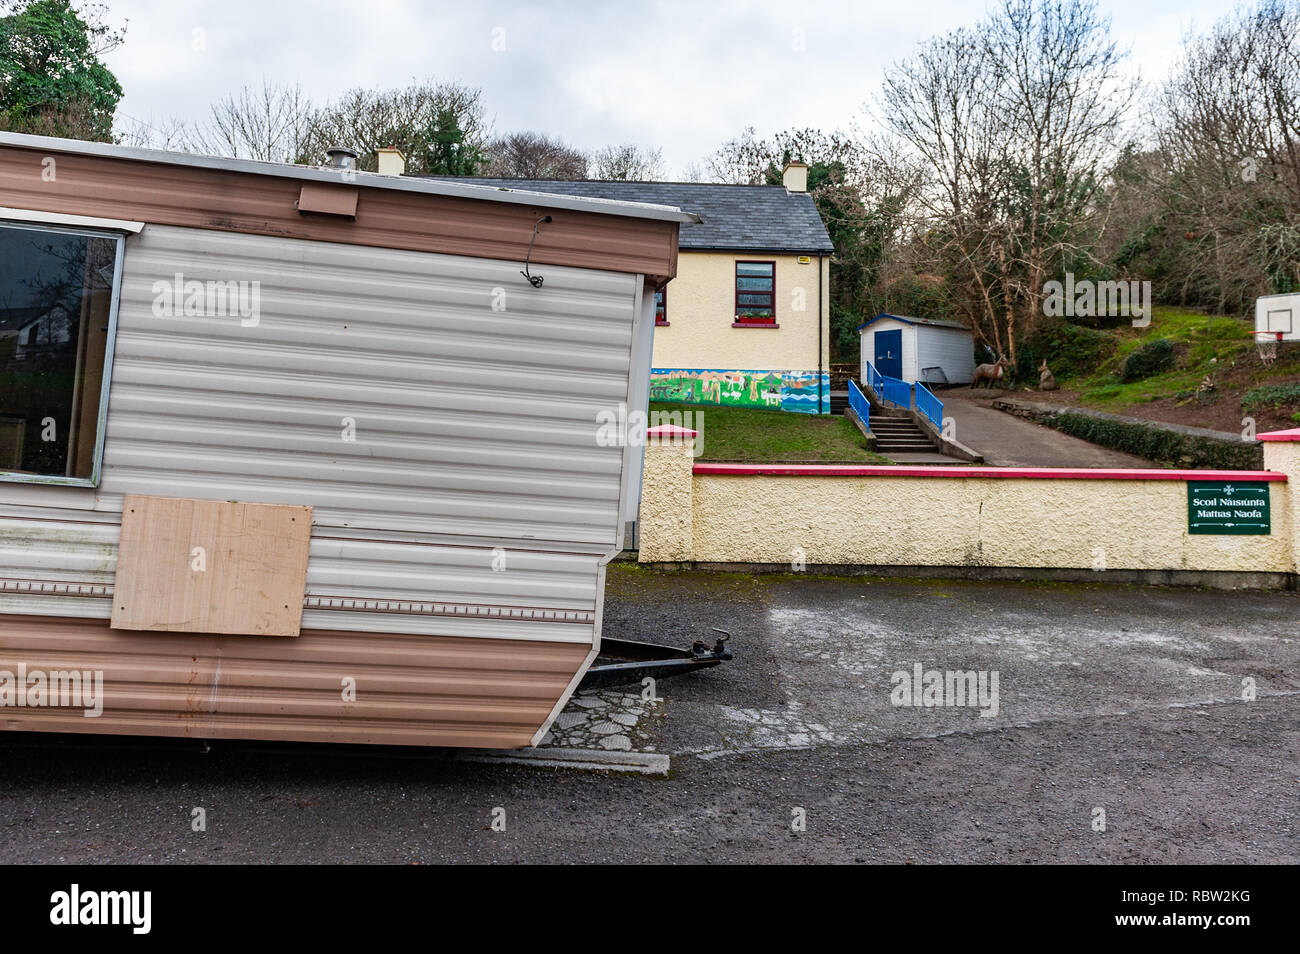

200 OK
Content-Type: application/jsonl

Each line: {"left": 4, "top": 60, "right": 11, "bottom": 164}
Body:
{"left": 732, "top": 321, "right": 779, "bottom": 329}
{"left": 0, "top": 471, "right": 100, "bottom": 489}
{"left": 655, "top": 320, "right": 670, "bottom": 327}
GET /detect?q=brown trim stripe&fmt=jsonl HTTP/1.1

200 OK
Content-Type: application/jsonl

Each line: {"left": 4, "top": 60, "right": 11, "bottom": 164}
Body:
{"left": 0, "top": 145, "right": 679, "bottom": 279}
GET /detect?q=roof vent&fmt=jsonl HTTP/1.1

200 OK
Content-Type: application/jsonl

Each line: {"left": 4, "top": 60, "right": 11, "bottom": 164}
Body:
{"left": 324, "top": 147, "right": 359, "bottom": 171}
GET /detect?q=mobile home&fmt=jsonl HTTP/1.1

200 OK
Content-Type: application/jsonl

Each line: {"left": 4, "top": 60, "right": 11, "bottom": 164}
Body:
{"left": 0, "top": 132, "right": 694, "bottom": 749}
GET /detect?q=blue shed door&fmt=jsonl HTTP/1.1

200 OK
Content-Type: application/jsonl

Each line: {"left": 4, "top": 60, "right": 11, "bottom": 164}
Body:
{"left": 875, "top": 329, "right": 903, "bottom": 379}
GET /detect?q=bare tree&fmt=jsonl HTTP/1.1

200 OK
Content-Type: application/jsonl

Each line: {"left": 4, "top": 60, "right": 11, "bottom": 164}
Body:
{"left": 189, "top": 79, "right": 314, "bottom": 163}
{"left": 878, "top": 24, "right": 1019, "bottom": 357}
{"left": 484, "top": 131, "right": 588, "bottom": 179}
{"left": 704, "top": 126, "right": 773, "bottom": 184}
{"left": 679, "top": 161, "right": 706, "bottom": 183}
{"left": 986, "top": 0, "right": 1137, "bottom": 336}
{"left": 590, "top": 143, "right": 664, "bottom": 181}
{"left": 115, "top": 113, "right": 191, "bottom": 151}
{"left": 1145, "top": 0, "right": 1300, "bottom": 311}
{"left": 704, "top": 126, "right": 873, "bottom": 187}
{"left": 875, "top": 0, "right": 1136, "bottom": 365}
{"left": 302, "top": 79, "right": 490, "bottom": 173}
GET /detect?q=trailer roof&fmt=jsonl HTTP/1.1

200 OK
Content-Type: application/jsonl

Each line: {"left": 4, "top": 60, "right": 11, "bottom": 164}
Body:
{"left": 0, "top": 132, "right": 700, "bottom": 225}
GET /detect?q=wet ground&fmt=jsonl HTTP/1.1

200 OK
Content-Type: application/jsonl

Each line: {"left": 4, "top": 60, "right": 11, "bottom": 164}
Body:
{"left": 940, "top": 388, "right": 1151, "bottom": 467}
{"left": 1, "top": 566, "right": 1296, "bottom": 863}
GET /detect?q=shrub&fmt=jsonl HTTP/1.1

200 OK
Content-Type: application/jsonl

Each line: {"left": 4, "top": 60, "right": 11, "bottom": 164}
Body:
{"left": 1120, "top": 338, "right": 1175, "bottom": 382}
{"left": 1023, "top": 322, "right": 1116, "bottom": 382}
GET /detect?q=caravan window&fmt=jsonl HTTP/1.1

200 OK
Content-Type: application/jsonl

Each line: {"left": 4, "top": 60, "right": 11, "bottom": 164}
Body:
{"left": 654, "top": 284, "right": 668, "bottom": 325}
{"left": 0, "top": 222, "right": 124, "bottom": 486}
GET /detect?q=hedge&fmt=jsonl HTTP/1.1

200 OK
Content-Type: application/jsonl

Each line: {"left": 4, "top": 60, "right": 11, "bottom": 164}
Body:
{"left": 1049, "top": 411, "right": 1262, "bottom": 469}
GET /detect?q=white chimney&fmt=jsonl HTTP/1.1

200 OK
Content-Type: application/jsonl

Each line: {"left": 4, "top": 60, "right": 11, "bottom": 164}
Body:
{"left": 377, "top": 148, "right": 406, "bottom": 176}
{"left": 782, "top": 161, "right": 808, "bottom": 193}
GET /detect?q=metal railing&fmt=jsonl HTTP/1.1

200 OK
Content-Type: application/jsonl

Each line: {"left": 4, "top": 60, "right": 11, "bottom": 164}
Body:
{"left": 915, "top": 381, "right": 943, "bottom": 430}
{"left": 863, "top": 362, "right": 941, "bottom": 428}
{"left": 880, "top": 374, "right": 912, "bottom": 411}
{"left": 864, "top": 360, "right": 912, "bottom": 410}
{"left": 847, "top": 378, "right": 870, "bottom": 429}
{"left": 865, "top": 361, "right": 884, "bottom": 397}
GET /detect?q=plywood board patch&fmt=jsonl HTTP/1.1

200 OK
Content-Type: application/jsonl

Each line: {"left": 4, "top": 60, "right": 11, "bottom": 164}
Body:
{"left": 111, "top": 495, "right": 311, "bottom": 637}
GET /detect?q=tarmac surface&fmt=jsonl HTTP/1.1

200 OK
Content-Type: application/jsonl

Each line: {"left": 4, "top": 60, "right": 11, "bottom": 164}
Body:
{"left": 940, "top": 388, "right": 1150, "bottom": 467}
{"left": 1, "top": 567, "right": 1296, "bottom": 863}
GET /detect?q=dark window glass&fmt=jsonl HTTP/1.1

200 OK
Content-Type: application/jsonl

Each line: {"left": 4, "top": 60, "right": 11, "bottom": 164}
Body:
{"left": 654, "top": 284, "right": 667, "bottom": 324}
{"left": 0, "top": 224, "right": 120, "bottom": 481}
{"left": 734, "top": 261, "right": 776, "bottom": 321}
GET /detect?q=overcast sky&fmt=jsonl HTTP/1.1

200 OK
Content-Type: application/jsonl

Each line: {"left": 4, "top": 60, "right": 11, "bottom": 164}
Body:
{"left": 102, "top": 0, "right": 1243, "bottom": 175}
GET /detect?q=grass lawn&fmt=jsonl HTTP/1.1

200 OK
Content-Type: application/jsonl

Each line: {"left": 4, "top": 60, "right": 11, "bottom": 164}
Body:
{"left": 648, "top": 401, "right": 890, "bottom": 463}
{"left": 1026, "top": 305, "right": 1300, "bottom": 432}
{"left": 1068, "top": 307, "right": 1264, "bottom": 407}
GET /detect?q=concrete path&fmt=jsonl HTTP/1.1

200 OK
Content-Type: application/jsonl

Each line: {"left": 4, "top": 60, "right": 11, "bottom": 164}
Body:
{"left": 939, "top": 389, "right": 1149, "bottom": 467}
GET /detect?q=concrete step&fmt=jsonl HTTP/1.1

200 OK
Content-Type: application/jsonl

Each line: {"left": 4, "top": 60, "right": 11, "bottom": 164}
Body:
{"left": 885, "top": 452, "right": 970, "bottom": 465}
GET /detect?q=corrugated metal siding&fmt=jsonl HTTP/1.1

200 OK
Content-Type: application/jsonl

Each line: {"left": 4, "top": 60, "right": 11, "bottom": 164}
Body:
{"left": 917, "top": 326, "right": 976, "bottom": 385}
{"left": 0, "top": 222, "right": 665, "bottom": 746}
{"left": 0, "top": 615, "right": 589, "bottom": 748}
{"left": 101, "top": 225, "right": 636, "bottom": 546}
{"left": 0, "top": 508, "right": 602, "bottom": 641}
{"left": 0, "top": 224, "right": 646, "bottom": 641}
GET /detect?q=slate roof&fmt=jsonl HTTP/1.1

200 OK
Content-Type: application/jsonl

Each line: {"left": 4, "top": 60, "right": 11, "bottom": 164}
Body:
{"left": 856, "top": 313, "right": 972, "bottom": 333}
{"left": 428, "top": 177, "right": 835, "bottom": 253}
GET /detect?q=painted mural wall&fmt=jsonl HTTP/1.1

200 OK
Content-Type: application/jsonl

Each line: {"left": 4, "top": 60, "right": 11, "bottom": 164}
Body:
{"left": 649, "top": 368, "right": 830, "bottom": 414}
{"left": 649, "top": 251, "right": 831, "bottom": 414}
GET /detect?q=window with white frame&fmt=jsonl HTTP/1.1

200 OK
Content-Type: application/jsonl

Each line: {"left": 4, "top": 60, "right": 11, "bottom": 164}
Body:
{"left": 0, "top": 221, "right": 124, "bottom": 485}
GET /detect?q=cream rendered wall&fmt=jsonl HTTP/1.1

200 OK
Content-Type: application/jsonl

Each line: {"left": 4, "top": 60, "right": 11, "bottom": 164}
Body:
{"left": 686, "top": 474, "right": 1290, "bottom": 572}
{"left": 652, "top": 251, "right": 829, "bottom": 372}
{"left": 638, "top": 438, "right": 1298, "bottom": 577}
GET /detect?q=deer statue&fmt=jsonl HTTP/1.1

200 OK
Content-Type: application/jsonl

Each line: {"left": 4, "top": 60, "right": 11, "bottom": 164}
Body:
{"left": 973, "top": 356, "right": 1010, "bottom": 389}
{"left": 1038, "top": 359, "right": 1058, "bottom": 391}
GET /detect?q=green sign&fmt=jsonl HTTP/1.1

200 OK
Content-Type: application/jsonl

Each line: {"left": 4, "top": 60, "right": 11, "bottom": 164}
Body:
{"left": 1187, "top": 481, "right": 1271, "bottom": 535}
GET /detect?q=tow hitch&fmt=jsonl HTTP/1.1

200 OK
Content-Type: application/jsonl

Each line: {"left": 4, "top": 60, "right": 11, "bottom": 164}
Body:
{"left": 578, "top": 628, "right": 733, "bottom": 690}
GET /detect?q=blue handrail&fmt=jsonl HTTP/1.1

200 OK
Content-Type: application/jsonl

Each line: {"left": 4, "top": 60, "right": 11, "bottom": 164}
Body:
{"left": 915, "top": 381, "right": 943, "bottom": 430}
{"left": 864, "top": 361, "right": 911, "bottom": 410}
{"left": 880, "top": 375, "right": 912, "bottom": 411}
{"left": 865, "top": 362, "right": 884, "bottom": 396}
{"left": 847, "top": 378, "right": 870, "bottom": 430}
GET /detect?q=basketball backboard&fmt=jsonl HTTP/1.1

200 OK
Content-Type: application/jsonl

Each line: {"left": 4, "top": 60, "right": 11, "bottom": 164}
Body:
{"left": 1255, "top": 292, "right": 1300, "bottom": 342}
